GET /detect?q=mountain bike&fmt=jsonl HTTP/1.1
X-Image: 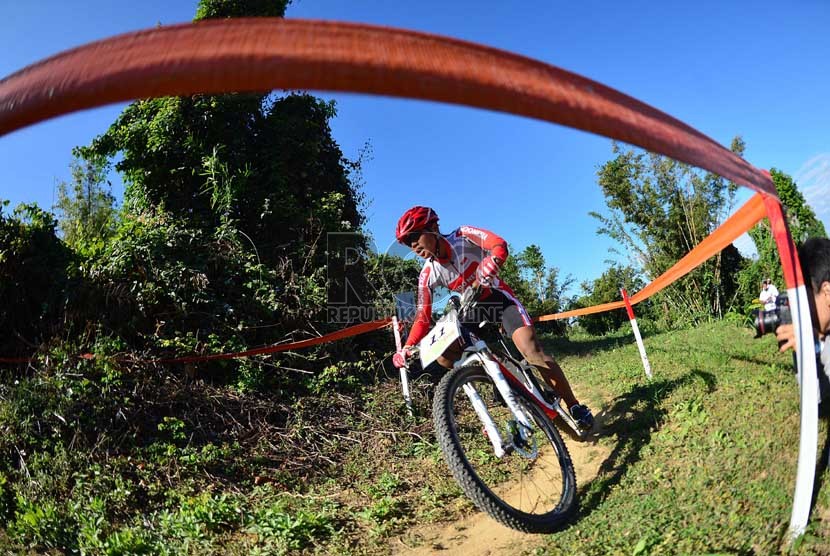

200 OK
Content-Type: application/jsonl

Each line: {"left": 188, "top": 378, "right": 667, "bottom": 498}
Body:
{"left": 394, "top": 286, "right": 585, "bottom": 533}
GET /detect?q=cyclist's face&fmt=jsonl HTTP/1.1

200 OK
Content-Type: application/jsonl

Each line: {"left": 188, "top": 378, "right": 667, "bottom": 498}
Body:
{"left": 816, "top": 280, "right": 830, "bottom": 337}
{"left": 410, "top": 230, "right": 439, "bottom": 259}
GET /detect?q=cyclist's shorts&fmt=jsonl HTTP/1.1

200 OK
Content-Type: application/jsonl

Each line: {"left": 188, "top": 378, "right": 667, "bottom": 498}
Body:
{"left": 461, "top": 288, "right": 533, "bottom": 338}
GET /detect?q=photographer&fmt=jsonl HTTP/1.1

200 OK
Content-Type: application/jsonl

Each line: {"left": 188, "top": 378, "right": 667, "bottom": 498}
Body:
{"left": 775, "top": 238, "right": 830, "bottom": 395}
{"left": 760, "top": 278, "right": 779, "bottom": 311}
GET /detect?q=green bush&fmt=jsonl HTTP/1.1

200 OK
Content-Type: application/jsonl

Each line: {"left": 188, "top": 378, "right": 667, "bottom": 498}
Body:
{"left": 0, "top": 201, "right": 74, "bottom": 356}
{"left": 250, "top": 502, "right": 337, "bottom": 552}
{"left": 8, "top": 494, "right": 76, "bottom": 552}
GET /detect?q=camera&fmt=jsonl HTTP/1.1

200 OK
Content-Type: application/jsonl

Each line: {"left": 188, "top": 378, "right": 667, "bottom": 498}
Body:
{"left": 752, "top": 293, "right": 791, "bottom": 337}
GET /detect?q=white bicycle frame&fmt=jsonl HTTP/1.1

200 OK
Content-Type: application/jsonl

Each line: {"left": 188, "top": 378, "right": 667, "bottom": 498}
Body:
{"left": 396, "top": 286, "right": 586, "bottom": 458}
{"left": 454, "top": 339, "right": 586, "bottom": 458}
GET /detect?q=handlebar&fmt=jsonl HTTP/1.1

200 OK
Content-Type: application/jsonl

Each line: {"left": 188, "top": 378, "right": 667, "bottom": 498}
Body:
{"left": 402, "top": 284, "right": 482, "bottom": 364}
{"left": 454, "top": 283, "right": 482, "bottom": 319}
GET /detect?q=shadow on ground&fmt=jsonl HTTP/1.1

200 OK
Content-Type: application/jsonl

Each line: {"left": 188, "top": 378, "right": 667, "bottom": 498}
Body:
{"left": 542, "top": 334, "right": 636, "bottom": 358}
{"left": 573, "top": 369, "right": 717, "bottom": 519}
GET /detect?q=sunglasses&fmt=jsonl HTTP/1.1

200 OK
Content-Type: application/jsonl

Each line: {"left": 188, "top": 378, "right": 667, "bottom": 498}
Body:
{"left": 403, "top": 231, "right": 423, "bottom": 245}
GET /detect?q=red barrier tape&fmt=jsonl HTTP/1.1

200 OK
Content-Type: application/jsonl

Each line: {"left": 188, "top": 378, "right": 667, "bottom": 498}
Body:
{"left": 762, "top": 192, "right": 804, "bottom": 289}
{"left": 0, "top": 319, "right": 391, "bottom": 366}
{"left": 155, "top": 318, "right": 392, "bottom": 364}
{"left": 0, "top": 19, "right": 774, "bottom": 198}
{"left": 621, "top": 288, "right": 636, "bottom": 321}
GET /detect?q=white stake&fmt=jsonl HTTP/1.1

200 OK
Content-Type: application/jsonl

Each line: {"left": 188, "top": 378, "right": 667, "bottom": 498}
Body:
{"left": 392, "top": 316, "right": 414, "bottom": 416}
{"left": 621, "top": 288, "right": 652, "bottom": 379}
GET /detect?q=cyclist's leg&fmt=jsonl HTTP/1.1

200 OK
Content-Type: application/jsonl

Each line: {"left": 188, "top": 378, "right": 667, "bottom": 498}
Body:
{"left": 495, "top": 292, "right": 593, "bottom": 428}
{"left": 510, "top": 324, "right": 579, "bottom": 408}
{"left": 436, "top": 340, "right": 463, "bottom": 369}
{"left": 491, "top": 290, "right": 580, "bottom": 408}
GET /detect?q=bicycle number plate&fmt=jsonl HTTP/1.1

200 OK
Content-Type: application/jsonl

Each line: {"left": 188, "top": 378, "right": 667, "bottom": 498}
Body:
{"left": 419, "top": 313, "right": 461, "bottom": 368}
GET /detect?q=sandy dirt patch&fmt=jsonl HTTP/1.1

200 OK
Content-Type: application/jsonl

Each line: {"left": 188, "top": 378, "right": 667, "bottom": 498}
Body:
{"left": 391, "top": 428, "right": 612, "bottom": 556}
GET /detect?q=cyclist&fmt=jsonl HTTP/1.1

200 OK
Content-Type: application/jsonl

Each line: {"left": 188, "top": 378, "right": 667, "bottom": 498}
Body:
{"left": 391, "top": 205, "right": 594, "bottom": 430}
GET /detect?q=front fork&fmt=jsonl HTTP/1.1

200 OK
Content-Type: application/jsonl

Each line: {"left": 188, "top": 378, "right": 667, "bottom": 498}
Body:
{"left": 459, "top": 346, "right": 535, "bottom": 457}
{"left": 462, "top": 382, "right": 506, "bottom": 458}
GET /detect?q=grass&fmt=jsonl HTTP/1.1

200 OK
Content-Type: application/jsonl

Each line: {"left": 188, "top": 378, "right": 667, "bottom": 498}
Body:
{"left": 1, "top": 321, "right": 829, "bottom": 554}
{"left": 540, "top": 321, "right": 827, "bottom": 555}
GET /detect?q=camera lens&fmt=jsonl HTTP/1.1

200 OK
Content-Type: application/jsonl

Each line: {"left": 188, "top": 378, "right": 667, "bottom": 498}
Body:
{"left": 753, "top": 309, "right": 781, "bottom": 337}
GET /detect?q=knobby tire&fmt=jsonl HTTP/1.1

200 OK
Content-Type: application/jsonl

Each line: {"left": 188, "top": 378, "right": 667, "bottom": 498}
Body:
{"left": 433, "top": 364, "right": 577, "bottom": 533}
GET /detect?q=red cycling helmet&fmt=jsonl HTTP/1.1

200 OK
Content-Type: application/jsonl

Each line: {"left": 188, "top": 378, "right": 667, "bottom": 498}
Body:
{"left": 396, "top": 206, "right": 439, "bottom": 244}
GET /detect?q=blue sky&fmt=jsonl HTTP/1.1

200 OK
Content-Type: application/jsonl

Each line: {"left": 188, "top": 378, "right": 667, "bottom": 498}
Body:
{"left": 1, "top": 1, "right": 829, "bottom": 290}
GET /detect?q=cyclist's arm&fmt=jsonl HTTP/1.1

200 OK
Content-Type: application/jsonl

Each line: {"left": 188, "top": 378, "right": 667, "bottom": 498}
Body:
{"left": 405, "top": 266, "right": 434, "bottom": 347}
{"left": 457, "top": 225, "right": 508, "bottom": 262}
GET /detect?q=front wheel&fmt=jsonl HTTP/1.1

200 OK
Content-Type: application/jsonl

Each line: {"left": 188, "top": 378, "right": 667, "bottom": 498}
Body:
{"left": 433, "top": 364, "right": 577, "bottom": 533}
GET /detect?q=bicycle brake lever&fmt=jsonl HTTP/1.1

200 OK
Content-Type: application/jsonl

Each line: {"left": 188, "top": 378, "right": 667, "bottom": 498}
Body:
{"left": 460, "top": 285, "right": 482, "bottom": 316}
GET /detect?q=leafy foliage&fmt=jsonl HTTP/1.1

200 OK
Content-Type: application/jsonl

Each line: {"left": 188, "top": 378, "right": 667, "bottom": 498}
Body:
{"left": 572, "top": 264, "right": 650, "bottom": 335}
{"left": 0, "top": 202, "right": 74, "bottom": 355}
{"left": 194, "top": 0, "right": 290, "bottom": 20}
{"left": 736, "top": 168, "right": 827, "bottom": 309}
{"left": 592, "top": 139, "right": 747, "bottom": 325}
{"left": 53, "top": 153, "right": 117, "bottom": 257}
{"left": 81, "top": 92, "right": 365, "bottom": 266}
{"left": 87, "top": 211, "right": 293, "bottom": 357}
{"left": 364, "top": 252, "right": 421, "bottom": 317}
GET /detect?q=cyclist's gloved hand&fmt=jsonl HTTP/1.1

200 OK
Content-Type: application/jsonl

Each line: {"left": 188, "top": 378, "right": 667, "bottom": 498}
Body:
{"left": 392, "top": 346, "right": 413, "bottom": 369}
{"left": 476, "top": 255, "right": 502, "bottom": 286}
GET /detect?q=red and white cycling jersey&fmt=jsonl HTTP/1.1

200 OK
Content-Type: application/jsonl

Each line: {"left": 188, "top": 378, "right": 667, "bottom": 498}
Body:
{"left": 404, "top": 225, "right": 526, "bottom": 347}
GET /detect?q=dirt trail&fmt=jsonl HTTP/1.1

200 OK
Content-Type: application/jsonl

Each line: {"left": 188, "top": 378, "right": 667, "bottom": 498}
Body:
{"left": 391, "top": 431, "right": 612, "bottom": 556}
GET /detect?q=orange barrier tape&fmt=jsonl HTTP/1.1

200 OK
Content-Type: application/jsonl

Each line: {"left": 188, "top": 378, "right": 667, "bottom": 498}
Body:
{"left": 535, "top": 301, "right": 625, "bottom": 322}
{"left": 535, "top": 193, "right": 768, "bottom": 321}
{"left": 0, "top": 18, "right": 774, "bottom": 198}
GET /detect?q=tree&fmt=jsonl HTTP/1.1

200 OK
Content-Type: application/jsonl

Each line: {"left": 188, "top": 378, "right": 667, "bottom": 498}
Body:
{"left": 71, "top": 0, "right": 379, "bottom": 385}
{"left": 195, "top": 0, "right": 289, "bottom": 19}
{"left": 498, "top": 244, "right": 535, "bottom": 306}
{"left": 0, "top": 202, "right": 74, "bottom": 353}
{"left": 53, "top": 153, "right": 117, "bottom": 254}
{"left": 591, "top": 138, "right": 747, "bottom": 324}
{"left": 79, "top": 1, "right": 361, "bottom": 269}
{"left": 517, "top": 245, "right": 546, "bottom": 301}
{"left": 771, "top": 167, "right": 827, "bottom": 242}
{"left": 498, "top": 244, "right": 572, "bottom": 333}
{"left": 571, "top": 264, "right": 648, "bottom": 335}
{"left": 737, "top": 168, "right": 827, "bottom": 308}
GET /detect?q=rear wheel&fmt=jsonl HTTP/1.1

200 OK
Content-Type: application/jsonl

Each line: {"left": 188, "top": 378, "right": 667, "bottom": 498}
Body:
{"left": 433, "top": 364, "right": 577, "bottom": 533}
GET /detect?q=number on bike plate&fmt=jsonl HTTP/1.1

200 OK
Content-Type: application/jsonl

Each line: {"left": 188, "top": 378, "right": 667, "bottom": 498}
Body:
{"left": 419, "top": 313, "right": 461, "bottom": 368}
